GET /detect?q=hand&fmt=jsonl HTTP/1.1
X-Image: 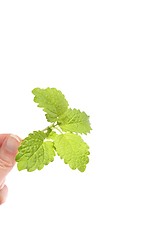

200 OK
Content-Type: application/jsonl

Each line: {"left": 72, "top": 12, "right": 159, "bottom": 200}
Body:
{"left": 0, "top": 134, "right": 21, "bottom": 204}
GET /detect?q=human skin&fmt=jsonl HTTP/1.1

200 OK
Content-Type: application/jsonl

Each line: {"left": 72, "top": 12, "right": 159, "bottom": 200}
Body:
{"left": 0, "top": 134, "right": 21, "bottom": 204}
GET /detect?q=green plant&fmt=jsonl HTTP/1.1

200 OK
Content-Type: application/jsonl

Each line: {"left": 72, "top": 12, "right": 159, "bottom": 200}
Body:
{"left": 16, "top": 87, "right": 92, "bottom": 172}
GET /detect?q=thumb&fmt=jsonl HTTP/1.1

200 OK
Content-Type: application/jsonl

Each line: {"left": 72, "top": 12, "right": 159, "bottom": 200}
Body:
{"left": 0, "top": 134, "right": 21, "bottom": 187}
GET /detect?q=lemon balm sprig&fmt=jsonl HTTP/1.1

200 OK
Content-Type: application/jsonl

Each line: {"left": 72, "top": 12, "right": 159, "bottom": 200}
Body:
{"left": 16, "top": 88, "right": 92, "bottom": 172}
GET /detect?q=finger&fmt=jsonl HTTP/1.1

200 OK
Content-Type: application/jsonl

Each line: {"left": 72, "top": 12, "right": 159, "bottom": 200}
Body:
{"left": 0, "top": 134, "right": 10, "bottom": 147}
{"left": 0, "top": 135, "right": 21, "bottom": 185}
{"left": 0, "top": 185, "right": 8, "bottom": 205}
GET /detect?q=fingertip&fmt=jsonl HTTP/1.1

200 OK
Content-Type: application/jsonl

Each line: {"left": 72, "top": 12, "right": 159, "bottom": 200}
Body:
{"left": 0, "top": 134, "right": 21, "bottom": 185}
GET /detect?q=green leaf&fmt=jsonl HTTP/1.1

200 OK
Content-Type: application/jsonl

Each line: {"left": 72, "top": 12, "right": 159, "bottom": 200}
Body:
{"left": 54, "top": 133, "right": 90, "bottom": 172}
{"left": 16, "top": 131, "right": 56, "bottom": 171}
{"left": 58, "top": 108, "right": 92, "bottom": 134}
{"left": 32, "top": 88, "right": 69, "bottom": 123}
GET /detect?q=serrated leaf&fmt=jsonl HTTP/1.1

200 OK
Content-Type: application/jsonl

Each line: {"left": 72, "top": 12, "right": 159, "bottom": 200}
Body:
{"left": 16, "top": 131, "right": 56, "bottom": 171}
{"left": 54, "top": 133, "right": 90, "bottom": 172}
{"left": 58, "top": 108, "right": 92, "bottom": 134}
{"left": 32, "top": 88, "right": 69, "bottom": 123}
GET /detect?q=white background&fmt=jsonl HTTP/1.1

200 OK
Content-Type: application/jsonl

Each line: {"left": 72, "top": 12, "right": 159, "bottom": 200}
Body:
{"left": 0, "top": 0, "right": 161, "bottom": 239}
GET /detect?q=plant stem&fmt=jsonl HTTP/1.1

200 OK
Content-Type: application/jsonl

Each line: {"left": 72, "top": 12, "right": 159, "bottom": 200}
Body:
{"left": 42, "top": 123, "right": 55, "bottom": 132}
{"left": 42, "top": 123, "right": 63, "bottom": 134}
{"left": 54, "top": 125, "right": 63, "bottom": 134}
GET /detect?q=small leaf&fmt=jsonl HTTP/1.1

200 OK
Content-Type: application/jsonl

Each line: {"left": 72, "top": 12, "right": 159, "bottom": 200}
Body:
{"left": 58, "top": 108, "right": 92, "bottom": 134}
{"left": 54, "top": 133, "right": 90, "bottom": 172}
{"left": 16, "top": 131, "right": 56, "bottom": 171}
{"left": 32, "top": 88, "right": 69, "bottom": 123}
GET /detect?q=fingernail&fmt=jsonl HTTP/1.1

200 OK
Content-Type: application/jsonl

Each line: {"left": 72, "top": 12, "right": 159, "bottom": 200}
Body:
{"left": 4, "top": 135, "right": 21, "bottom": 154}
